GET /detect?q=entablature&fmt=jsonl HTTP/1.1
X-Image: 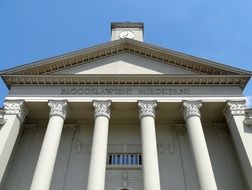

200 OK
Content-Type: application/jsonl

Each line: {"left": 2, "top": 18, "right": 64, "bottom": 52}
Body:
{"left": 2, "top": 74, "right": 250, "bottom": 89}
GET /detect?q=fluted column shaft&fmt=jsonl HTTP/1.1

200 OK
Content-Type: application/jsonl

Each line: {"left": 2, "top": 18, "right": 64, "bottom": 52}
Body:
{"left": 87, "top": 100, "right": 111, "bottom": 190}
{"left": 182, "top": 100, "right": 217, "bottom": 190}
{"left": 138, "top": 100, "right": 161, "bottom": 190}
{"left": 30, "top": 100, "right": 68, "bottom": 190}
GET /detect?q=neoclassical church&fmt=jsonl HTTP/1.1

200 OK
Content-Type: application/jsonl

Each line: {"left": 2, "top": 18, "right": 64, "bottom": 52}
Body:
{"left": 0, "top": 22, "right": 252, "bottom": 190}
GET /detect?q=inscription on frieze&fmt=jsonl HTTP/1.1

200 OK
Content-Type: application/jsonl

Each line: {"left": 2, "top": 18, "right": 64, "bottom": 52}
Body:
{"left": 60, "top": 87, "right": 190, "bottom": 96}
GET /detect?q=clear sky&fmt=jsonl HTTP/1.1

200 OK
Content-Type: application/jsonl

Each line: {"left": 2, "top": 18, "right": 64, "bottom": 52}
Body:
{"left": 0, "top": 0, "right": 251, "bottom": 107}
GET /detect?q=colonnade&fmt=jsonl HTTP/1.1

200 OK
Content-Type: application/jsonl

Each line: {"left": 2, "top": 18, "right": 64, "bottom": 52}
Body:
{"left": 0, "top": 99, "right": 251, "bottom": 190}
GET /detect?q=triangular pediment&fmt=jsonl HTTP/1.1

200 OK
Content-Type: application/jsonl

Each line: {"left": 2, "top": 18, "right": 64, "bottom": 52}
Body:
{"left": 54, "top": 53, "right": 197, "bottom": 75}
{"left": 1, "top": 39, "right": 251, "bottom": 89}
{"left": 1, "top": 39, "right": 251, "bottom": 76}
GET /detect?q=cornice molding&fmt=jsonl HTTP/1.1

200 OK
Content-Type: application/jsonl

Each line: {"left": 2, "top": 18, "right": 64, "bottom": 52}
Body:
{"left": 2, "top": 75, "right": 249, "bottom": 89}
{"left": 138, "top": 100, "right": 157, "bottom": 119}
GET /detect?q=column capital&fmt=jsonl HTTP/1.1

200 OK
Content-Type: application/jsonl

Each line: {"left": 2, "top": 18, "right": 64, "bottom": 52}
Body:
{"left": 93, "top": 100, "right": 111, "bottom": 119}
{"left": 48, "top": 100, "right": 68, "bottom": 120}
{"left": 138, "top": 100, "right": 157, "bottom": 119}
{"left": 4, "top": 100, "right": 28, "bottom": 123}
{"left": 0, "top": 109, "right": 6, "bottom": 127}
{"left": 224, "top": 100, "right": 246, "bottom": 120}
{"left": 182, "top": 100, "right": 202, "bottom": 120}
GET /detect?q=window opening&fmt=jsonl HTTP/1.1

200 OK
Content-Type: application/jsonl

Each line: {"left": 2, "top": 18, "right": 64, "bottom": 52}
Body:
{"left": 108, "top": 153, "right": 142, "bottom": 165}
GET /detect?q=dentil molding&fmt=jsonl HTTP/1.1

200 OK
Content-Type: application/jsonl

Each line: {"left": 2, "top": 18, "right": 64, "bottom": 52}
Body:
{"left": 4, "top": 100, "right": 28, "bottom": 123}
{"left": 48, "top": 100, "right": 68, "bottom": 120}
{"left": 182, "top": 100, "right": 202, "bottom": 120}
{"left": 138, "top": 100, "right": 157, "bottom": 119}
{"left": 93, "top": 100, "right": 111, "bottom": 119}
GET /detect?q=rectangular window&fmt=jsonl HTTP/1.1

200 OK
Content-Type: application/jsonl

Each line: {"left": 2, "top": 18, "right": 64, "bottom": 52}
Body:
{"left": 108, "top": 153, "right": 142, "bottom": 166}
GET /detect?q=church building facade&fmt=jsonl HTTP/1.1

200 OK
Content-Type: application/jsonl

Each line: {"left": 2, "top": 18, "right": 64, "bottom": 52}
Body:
{"left": 0, "top": 22, "right": 252, "bottom": 190}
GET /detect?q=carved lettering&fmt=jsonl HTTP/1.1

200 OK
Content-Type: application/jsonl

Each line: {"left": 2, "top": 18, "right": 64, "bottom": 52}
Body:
{"left": 60, "top": 87, "right": 190, "bottom": 96}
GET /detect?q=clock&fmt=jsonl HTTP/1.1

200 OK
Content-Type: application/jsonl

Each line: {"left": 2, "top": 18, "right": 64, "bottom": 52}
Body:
{"left": 119, "top": 31, "right": 135, "bottom": 39}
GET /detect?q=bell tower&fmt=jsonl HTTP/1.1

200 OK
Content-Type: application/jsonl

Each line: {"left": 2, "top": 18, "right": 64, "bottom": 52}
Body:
{"left": 111, "top": 22, "right": 144, "bottom": 42}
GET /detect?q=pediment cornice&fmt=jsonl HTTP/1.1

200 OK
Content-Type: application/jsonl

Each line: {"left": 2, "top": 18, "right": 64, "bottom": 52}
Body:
{"left": 1, "top": 39, "right": 251, "bottom": 76}
{"left": 1, "top": 74, "right": 250, "bottom": 90}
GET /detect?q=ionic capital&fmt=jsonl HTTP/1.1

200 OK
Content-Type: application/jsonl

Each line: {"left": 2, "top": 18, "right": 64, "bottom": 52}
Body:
{"left": 223, "top": 100, "right": 246, "bottom": 120}
{"left": 138, "top": 100, "right": 157, "bottom": 119}
{"left": 4, "top": 100, "right": 28, "bottom": 123}
{"left": 48, "top": 100, "right": 68, "bottom": 120}
{"left": 182, "top": 100, "right": 202, "bottom": 120}
{"left": 93, "top": 100, "right": 111, "bottom": 119}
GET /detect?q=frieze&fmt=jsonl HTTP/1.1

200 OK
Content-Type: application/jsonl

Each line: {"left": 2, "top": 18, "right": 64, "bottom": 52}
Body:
{"left": 60, "top": 87, "right": 190, "bottom": 96}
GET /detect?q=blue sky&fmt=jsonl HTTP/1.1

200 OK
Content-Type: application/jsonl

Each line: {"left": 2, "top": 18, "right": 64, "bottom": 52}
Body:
{"left": 0, "top": 0, "right": 251, "bottom": 107}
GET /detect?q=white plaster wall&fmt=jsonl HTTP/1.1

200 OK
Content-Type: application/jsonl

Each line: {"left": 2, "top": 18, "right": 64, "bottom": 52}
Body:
{"left": 54, "top": 53, "right": 196, "bottom": 75}
{"left": 2, "top": 122, "right": 246, "bottom": 190}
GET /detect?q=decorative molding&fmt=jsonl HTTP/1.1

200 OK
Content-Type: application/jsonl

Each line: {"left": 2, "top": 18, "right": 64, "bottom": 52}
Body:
{"left": 182, "top": 100, "right": 202, "bottom": 120}
{"left": 3, "top": 75, "right": 249, "bottom": 90}
{"left": 48, "top": 100, "right": 68, "bottom": 120}
{"left": 4, "top": 100, "right": 28, "bottom": 122}
{"left": 138, "top": 100, "right": 157, "bottom": 119}
{"left": 93, "top": 100, "right": 111, "bottom": 119}
{"left": 223, "top": 100, "right": 246, "bottom": 121}
{"left": 244, "top": 109, "right": 252, "bottom": 127}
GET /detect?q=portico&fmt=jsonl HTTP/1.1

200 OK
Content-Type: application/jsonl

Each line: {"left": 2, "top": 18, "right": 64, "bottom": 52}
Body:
{"left": 0, "top": 22, "right": 252, "bottom": 190}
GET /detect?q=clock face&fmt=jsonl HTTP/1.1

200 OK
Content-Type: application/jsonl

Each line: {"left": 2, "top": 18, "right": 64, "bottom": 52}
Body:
{"left": 119, "top": 31, "right": 135, "bottom": 39}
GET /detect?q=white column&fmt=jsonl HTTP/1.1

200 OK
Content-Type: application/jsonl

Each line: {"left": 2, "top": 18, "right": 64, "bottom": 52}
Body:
{"left": 224, "top": 100, "right": 252, "bottom": 190}
{"left": 87, "top": 100, "right": 111, "bottom": 190}
{"left": 138, "top": 100, "right": 161, "bottom": 190}
{"left": 182, "top": 100, "right": 217, "bottom": 190}
{"left": 30, "top": 100, "right": 68, "bottom": 190}
{"left": 0, "top": 100, "right": 27, "bottom": 183}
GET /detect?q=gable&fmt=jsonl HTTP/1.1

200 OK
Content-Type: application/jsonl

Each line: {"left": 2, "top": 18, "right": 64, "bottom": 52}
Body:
{"left": 54, "top": 53, "right": 197, "bottom": 75}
